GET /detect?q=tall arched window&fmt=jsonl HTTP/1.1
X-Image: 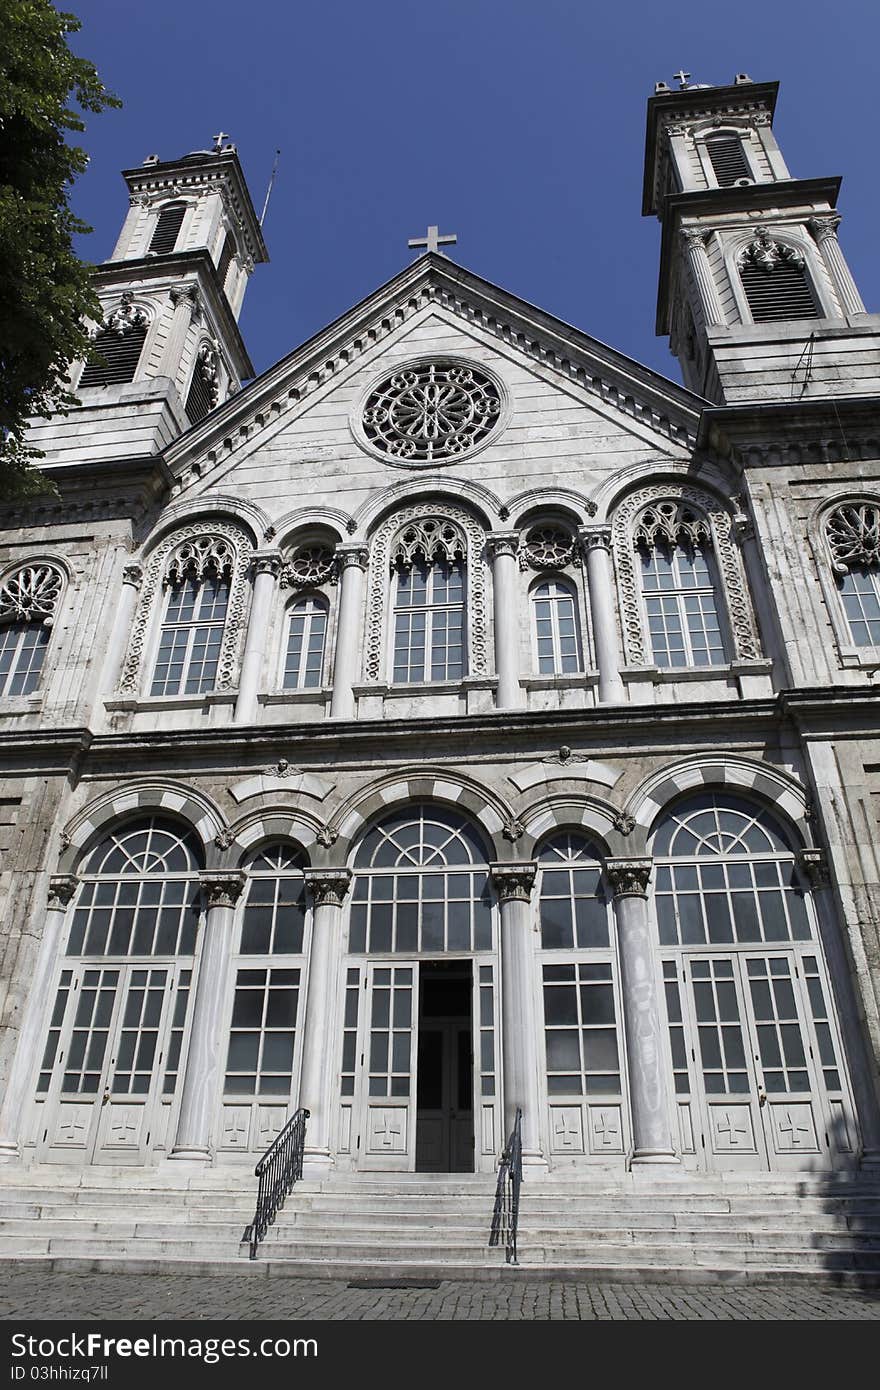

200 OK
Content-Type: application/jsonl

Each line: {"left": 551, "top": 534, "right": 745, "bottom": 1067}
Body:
{"left": 148, "top": 201, "right": 186, "bottom": 255}
{"left": 37, "top": 816, "right": 202, "bottom": 1165}
{"left": 635, "top": 502, "right": 728, "bottom": 667}
{"left": 150, "top": 536, "right": 233, "bottom": 696}
{"left": 284, "top": 595, "right": 328, "bottom": 689}
{"left": 390, "top": 519, "right": 467, "bottom": 683}
{"left": 0, "top": 563, "right": 63, "bottom": 697}
{"left": 826, "top": 502, "right": 880, "bottom": 647}
{"left": 531, "top": 578, "right": 582, "bottom": 675}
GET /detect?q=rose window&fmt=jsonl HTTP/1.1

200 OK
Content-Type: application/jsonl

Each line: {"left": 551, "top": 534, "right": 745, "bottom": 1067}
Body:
{"left": 362, "top": 362, "right": 501, "bottom": 464}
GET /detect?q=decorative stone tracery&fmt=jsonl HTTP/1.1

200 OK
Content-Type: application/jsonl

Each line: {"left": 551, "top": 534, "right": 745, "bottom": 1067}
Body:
{"left": 119, "top": 522, "right": 253, "bottom": 694}
{"left": 825, "top": 502, "right": 880, "bottom": 574}
{"left": 0, "top": 564, "right": 64, "bottom": 627}
{"left": 737, "top": 229, "right": 805, "bottom": 274}
{"left": 103, "top": 290, "right": 149, "bottom": 336}
{"left": 280, "top": 544, "right": 336, "bottom": 590}
{"left": 361, "top": 361, "right": 502, "bottom": 464}
{"left": 365, "top": 503, "right": 488, "bottom": 681}
{"left": 519, "top": 524, "right": 576, "bottom": 571}
{"left": 612, "top": 484, "right": 761, "bottom": 665}
{"left": 389, "top": 517, "right": 466, "bottom": 571}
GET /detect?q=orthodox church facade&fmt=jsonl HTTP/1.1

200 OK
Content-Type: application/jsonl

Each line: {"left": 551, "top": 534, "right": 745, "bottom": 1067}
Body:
{"left": 1, "top": 75, "right": 879, "bottom": 1195}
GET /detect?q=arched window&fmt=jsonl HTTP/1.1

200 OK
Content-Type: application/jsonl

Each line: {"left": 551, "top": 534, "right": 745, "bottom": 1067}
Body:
{"left": 537, "top": 833, "right": 620, "bottom": 1101}
{"left": 635, "top": 503, "right": 727, "bottom": 667}
{"left": 148, "top": 201, "right": 186, "bottom": 255}
{"left": 705, "top": 132, "right": 751, "bottom": 186}
{"left": 826, "top": 502, "right": 880, "bottom": 647}
{"left": 350, "top": 804, "right": 491, "bottom": 953}
{"left": 738, "top": 231, "right": 818, "bottom": 322}
{"left": 0, "top": 563, "right": 63, "bottom": 697}
{"left": 390, "top": 519, "right": 467, "bottom": 683}
{"left": 224, "top": 842, "right": 307, "bottom": 1101}
{"left": 150, "top": 536, "right": 233, "bottom": 696}
{"left": 531, "top": 578, "right": 582, "bottom": 675}
{"left": 284, "top": 595, "right": 328, "bottom": 689}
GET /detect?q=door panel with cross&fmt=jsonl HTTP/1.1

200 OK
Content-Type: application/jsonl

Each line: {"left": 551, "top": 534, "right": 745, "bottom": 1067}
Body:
{"left": 37, "top": 964, "right": 184, "bottom": 1165}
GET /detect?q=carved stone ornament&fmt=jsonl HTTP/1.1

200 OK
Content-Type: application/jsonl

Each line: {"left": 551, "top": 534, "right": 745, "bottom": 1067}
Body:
{"left": 634, "top": 500, "right": 712, "bottom": 552}
{"left": 486, "top": 532, "right": 520, "bottom": 562}
{"left": 196, "top": 339, "right": 221, "bottom": 408}
{"left": 166, "top": 534, "right": 235, "bottom": 585}
{"left": 738, "top": 229, "right": 805, "bottom": 274}
{"left": 0, "top": 564, "right": 63, "bottom": 627}
{"left": 612, "top": 812, "right": 636, "bottom": 837}
{"left": 520, "top": 524, "right": 576, "bottom": 571}
{"left": 303, "top": 868, "right": 352, "bottom": 907}
{"left": 214, "top": 828, "right": 235, "bottom": 851}
{"left": 613, "top": 484, "right": 762, "bottom": 666}
{"left": 104, "top": 291, "right": 149, "bottom": 336}
{"left": 48, "top": 875, "right": 78, "bottom": 908}
{"left": 490, "top": 862, "right": 538, "bottom": 902}
{"left": 119, "top": 521, "right": 253, "bottom": 694}
{"left": 604, "top": 858, "right": 652, "bottom": 898}
{"left": 366, "top": 504, "right": 487, "bottom": 681}
{"left": 502, "top": 817, "right": 525, "bottom": 843}
{"left": 200, "top": 872, "right": 245, "bottom": 908}
{"left": 268, "top": 758, "right": 300, "bottom": 778}
{"left": 362, "top": 361, "right": 502, "bottom": 464}
{"left": 316, "top": 824, "right": 338, "bottom": 848}
{"left": 808, "top": 215, "right": 842, "bottom": 246}
{"left": 390, "top": 517, "right": 466, "bottom": 572}
{"left": 253, "top": 552, "right": 283, "bottom": 580}
{"left": 170, "top": 284, "right": 201, "bottom": 319}
{"left": 796, "top": 848, "right": 831, "bottom": 890}
{"left": 825, "top": 502, "right": 880, "bottom": 574}
{"left": 280, "top": 544, "right": 336, "bottom": 589}
{"left": 122, "top": 563, "right": 144, "bottom": 589}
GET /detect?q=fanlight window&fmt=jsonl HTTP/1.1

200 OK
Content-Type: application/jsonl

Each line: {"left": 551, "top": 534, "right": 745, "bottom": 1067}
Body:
{"left": 652, "top": 792, "right": 812, "bottom": 948}
{"left": 284, "top": 596, "right": 328, "bottom": 689}
{"left": 350, "top": 805, "right": 492, "bottom": 953}
{"left": 531, "top": 579, "right": 582, "bottom": 675}
{"left": 66, "top": 817, "right": 203, "bottom": 958}
{"left": 826, "top": 502, "right": 880, "bottom": 647}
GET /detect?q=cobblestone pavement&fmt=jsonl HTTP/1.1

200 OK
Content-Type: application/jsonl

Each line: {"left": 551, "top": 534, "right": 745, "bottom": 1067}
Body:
{"left": 0, "top": 1269, "right": 878, "bottom": 1319}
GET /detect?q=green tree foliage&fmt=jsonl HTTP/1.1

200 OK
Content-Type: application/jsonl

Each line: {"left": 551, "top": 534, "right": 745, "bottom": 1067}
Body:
{"left": 0, "top": 1, "right": 119, "bottom": 497}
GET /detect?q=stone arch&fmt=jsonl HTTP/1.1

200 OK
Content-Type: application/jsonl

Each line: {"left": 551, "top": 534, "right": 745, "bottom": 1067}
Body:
{"left": 58, "top": 780, "right": 224, "bottom": 875}
{"left": 354, "top": 476, "right": 501, "bottom": 536}
{"left": 226, "top": 811, "right": 319, "bottom": 869}
{"left": 328, "top": 770, "right": 515, "bottom": 862}
{"left": 626, "top": 758, "right": 812, "bottom": 846}
{"left": 137, "top": 497, "right": 265, "bottom": 554}
{"left": 519, "top": 795, "right": 618, "bottom": 858}
{"left": 507, "top": 488, "right": 598, "bottom": 532}
{"left": 273, "top": 508, "right": 354, "bottom": 551}
{"left": 610, "top": 479, "right": 761, "bottom": 666}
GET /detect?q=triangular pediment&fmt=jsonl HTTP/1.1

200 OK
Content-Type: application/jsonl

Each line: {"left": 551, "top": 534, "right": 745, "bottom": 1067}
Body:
{"left": 163, "top": 256, "right": 705, "bottom": 505}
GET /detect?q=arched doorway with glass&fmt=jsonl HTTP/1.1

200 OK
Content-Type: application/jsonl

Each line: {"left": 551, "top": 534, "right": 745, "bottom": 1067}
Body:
{"left": 338, "top": 804, "right": 500, "bottom": 1173}
{"left": 652, "top": 791, "right": 859, "bottom": 1171}
{"left": 34, "top": 816, "right": 202, "bottom": 1165}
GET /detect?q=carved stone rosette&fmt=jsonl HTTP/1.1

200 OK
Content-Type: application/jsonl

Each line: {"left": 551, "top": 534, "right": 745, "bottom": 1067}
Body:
{"left": 520, "top": 524, "right": 575, "bottom": 571}
{"left": 48, "top": 875, "right": 79, "bottom": 909}
{"left": 199, "top": 872, "right": 245, "bottom": 909}
{"left": 279, "top": 545, "right": 334, "bottom": 589}
{"left": 490, "top": 862, "right": 537, "bottom": 902}
{"left": 604, "top": 858, "right": 652, "bottom": 899}
{"left": 796, "top": 848, "right": 831, "bottom": 890}
{"left": 304, "top": 868, "right": 352, "bottom": 908}
{"left": 0, "top": 564, "right": 64, "bottom": 627}
{"left": 825, "top": 502, "right": 880, "bottom": 575}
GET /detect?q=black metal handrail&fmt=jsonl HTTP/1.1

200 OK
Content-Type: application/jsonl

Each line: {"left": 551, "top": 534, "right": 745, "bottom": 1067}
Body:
{"left": 489, "top": 1106, "right": 523, "bottom": 1265}
{"left": 242, "top": 1107, "right": 309, "bottom": 1260}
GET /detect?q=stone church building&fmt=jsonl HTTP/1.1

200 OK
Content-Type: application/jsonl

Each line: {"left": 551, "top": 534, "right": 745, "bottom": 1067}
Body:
{"left": 0, "top": 74, "right": 879, "bottom": 1268}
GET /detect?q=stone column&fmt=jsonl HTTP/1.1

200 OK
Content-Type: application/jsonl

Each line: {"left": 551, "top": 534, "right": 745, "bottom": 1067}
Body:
{"left": 298, "top": 868, "right": 351, "bottom": 1174}
{"left": 158, "top": 283, "right": 200, "bottom": 381}
{"left": 234, "top": 549, "right": 282, "bottom": 724}
{"left": 169, "top": 871, "right": 244, "bottom": 1162}
{"left": 680, "top": 228, "right": 725, "bottom": 327}
{"left": 579, "top": 527, "right": 626, "bottom": 704}
{"left": 329, "top": 544, "right": 369, "bottom": 720}
{"left": 490, "top": 862, "right": 546, "bottom": 1169}
{"left": 486, "top": 532, "right": 523, "bottom": 711}
{"left": 102, "top": 563, "right": 143, "bottom": 696}
{"left": 0, "top": 875, "right": 78, "bottom": 1161}
{"left": 797, "top": 848, "right": 880, "bottom": 1164}
{"left": 605, "top": 858, "right": 677, "bottom": 1165}
{"left": 809, "top": 216, "right": 866, "bottom": 316}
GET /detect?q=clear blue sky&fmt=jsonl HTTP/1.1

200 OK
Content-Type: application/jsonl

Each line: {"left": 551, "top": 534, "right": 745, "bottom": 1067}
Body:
{"left": 69, "top": 0, "right": 880, "bottom": 388}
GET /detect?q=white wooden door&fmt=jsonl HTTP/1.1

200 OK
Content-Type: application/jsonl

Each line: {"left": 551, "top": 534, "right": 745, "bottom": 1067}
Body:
{"left": 38, "top": 965, "right": 181, "bottom": 1165}
{"left": 354, "top": 963, "right": 419, "bottom": 1171}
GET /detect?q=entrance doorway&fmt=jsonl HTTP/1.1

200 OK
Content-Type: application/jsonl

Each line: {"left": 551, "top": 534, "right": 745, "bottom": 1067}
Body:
{"left": 416, "top": 962, "right": 474, "bottom": 1172}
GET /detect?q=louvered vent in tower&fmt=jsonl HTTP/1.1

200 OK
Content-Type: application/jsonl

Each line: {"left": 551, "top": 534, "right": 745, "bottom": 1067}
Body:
{"left": 706, "top": 135, "right": 751, "bottom": 187}
{"left": 148, "top": 202, "right": 186, "bottom": 254}
{"left": 185, "top": 365, "right": 214, "bottom": 424}
{"left": 217, "top": 232, "right": 237, "bottom": 289}
{"left": 79, "top": 326, "right": 147, "bottom": 387}
{"left": 740, "top": 262, "right": 818, "bottom": 322}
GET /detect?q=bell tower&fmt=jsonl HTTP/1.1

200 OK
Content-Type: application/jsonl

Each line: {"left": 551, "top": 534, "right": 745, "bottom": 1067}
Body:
{"left": 643, "top": 74, "right": 880, "bottom": 405}
{"left": 27, "top": 136, "right": 268, "bottom": 471}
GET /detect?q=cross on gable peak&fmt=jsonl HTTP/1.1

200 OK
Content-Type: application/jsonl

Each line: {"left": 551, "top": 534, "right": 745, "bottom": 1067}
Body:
{"left": 408, "top": 224, "right": 457, "bottom": 257}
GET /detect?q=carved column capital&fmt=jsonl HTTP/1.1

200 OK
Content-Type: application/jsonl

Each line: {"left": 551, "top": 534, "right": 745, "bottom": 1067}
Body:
{"left": 797, "top": 848, "right": 831, "bottom": 890}
{"left": 336, "top": 543, "right": 370, "bottom": 573}
{"left": 48, "top": 875, "right": 78, "bottom": 908}
{"left": 680, "top": 227, "right": 708, "bottom": 251}
{"left": 490, "top": 862, "right": 537, "bottom": 902}
{"left": 808, "top": 214, "right": 842, "bottom": 245}
{"left": 170, "top": 283, "right": 201, "bottom": 319}
{"left": 605, "top": 857, "right": 652, "bottom": 899}
{"left": 122, "top": 563, "right": 144, "bottom": 589}
{"left": 252, "top": 549, "right": 283, "bottom": 579}
{"left": 486, "top": 531, "right": 520, "bottom": 561}
{"left": 304, "top": 867, "right": 352, "bottom": 907}
{"left": 199, "top": 871, "right": 246, "bottom": 909}
{"left": 577, "top": 524, "right": 612, "bottom": 557}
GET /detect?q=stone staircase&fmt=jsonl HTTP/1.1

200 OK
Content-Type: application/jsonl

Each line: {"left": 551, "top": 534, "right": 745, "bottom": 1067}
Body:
{"left": 0, "top": 1167, "right": 879, "bottom": 1284}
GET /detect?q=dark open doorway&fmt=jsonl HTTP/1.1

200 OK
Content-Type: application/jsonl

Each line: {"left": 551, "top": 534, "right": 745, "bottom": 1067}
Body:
{"left": 416, "top": 961, "right": 474, "bottom": 1172}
